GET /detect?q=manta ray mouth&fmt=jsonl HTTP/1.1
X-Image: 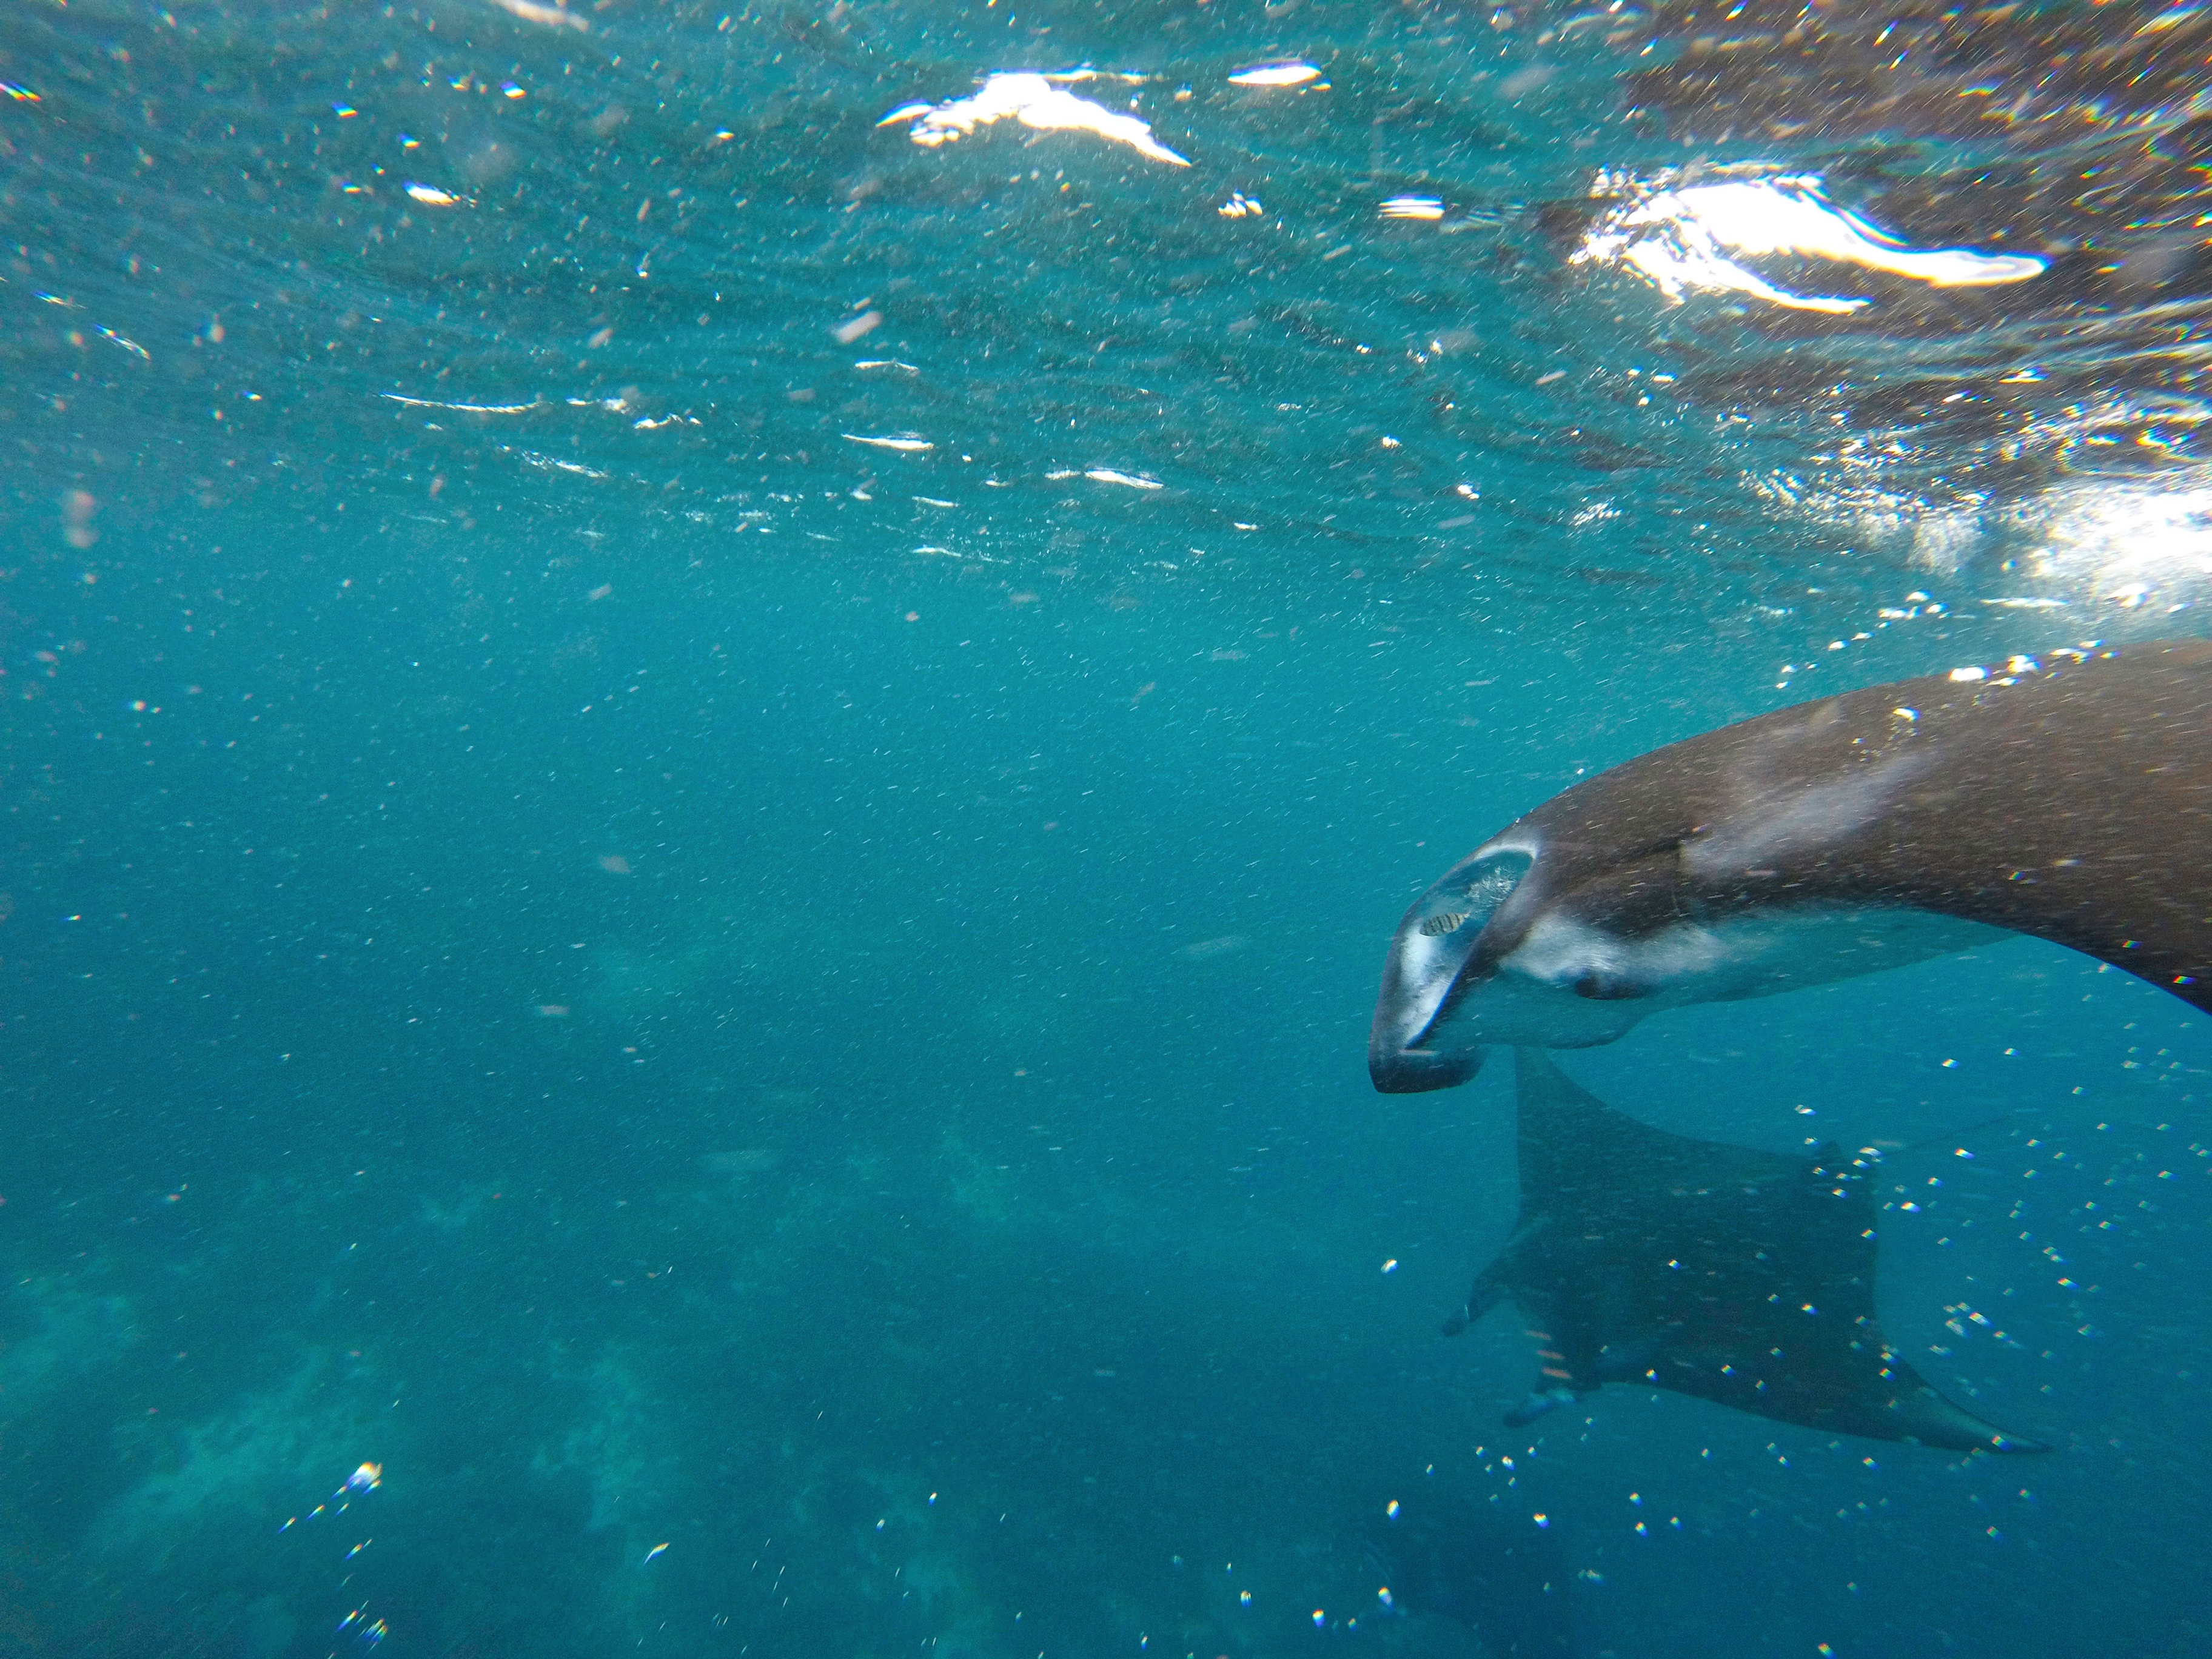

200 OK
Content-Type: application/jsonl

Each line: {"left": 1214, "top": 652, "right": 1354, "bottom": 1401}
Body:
{"left": 1369, "top": 1041, "right": 1483, "bottom": 1093}
{"left": 1368, "top": 849, "right": 1534, "bottom": 1092}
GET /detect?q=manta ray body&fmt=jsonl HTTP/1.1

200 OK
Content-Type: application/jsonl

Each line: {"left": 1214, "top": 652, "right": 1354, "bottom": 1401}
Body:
{"left": 1373, "top": 640, "right": 2212, "bottom": 1091}
{"left": 1450, "top": 1050, "right": 2046, "bottom": 1453}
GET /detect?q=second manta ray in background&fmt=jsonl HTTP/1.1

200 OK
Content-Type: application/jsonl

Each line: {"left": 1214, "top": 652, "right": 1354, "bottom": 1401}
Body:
{"left": 1453, "top": 1049, "right": 2046, "bottom": 1453}
{"left": 1371, "top": 638, "right": 2212, "bottom": 1093}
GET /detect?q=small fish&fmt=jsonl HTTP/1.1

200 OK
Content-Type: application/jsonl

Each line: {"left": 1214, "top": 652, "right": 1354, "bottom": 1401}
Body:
{"left": 1418, "top": 912, "right": 1468, "bottom": 937}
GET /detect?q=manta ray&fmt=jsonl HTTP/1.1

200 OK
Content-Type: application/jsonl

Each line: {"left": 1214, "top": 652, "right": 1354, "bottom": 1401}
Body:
{"left": 1371, "top": 639, "right": 2212, "bottom": 1091}
{"left": 1449, "top": 1049, "right": 2047, "bottom": 1453}
{"left": 1358, "top": 1492, "right": 1577, "bottom": 1657}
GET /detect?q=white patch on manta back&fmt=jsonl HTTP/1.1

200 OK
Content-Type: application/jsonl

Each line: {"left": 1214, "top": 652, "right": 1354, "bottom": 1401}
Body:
{"left": 1684, "top": 746, "right": 1931, "bottom": 877}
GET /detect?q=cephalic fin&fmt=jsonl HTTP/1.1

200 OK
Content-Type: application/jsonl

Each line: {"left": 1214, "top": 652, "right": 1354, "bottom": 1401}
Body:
{"left": 1444, "top": 1213, "right": 1555, "bottom": 1336}
{"left": 1503, "top": 1385, "right": 1579, "bottom": 1428}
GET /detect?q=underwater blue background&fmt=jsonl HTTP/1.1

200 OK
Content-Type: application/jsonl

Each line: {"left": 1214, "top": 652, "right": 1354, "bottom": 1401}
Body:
{"left": 4, "top": 0, "right": 2211, "bottom": 1653}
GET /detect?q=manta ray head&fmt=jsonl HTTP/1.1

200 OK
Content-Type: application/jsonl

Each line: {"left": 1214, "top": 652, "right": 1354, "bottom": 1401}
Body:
{"left": 1369, "top": 842, "right": 1670, "bottom": 1092}
{"left": 1369, "top": 824, "right": 1789, "bottom": 1093}
{"left": 1370, "top": 816, "right": 2005, "bottom": 1094}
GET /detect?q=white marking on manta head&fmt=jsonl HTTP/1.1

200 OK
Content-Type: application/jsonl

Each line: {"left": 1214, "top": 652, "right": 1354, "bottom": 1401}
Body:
{"left": 1378, "top": 843, "right": 1539, "bottom": 1053}
{"left": 1502, "top": 913, "right": 1734, "bottom": 998}
{"left": 1390, "top": 926, "right": 1466, "bottom": 1024}
{"left": 1440, "top": 903, "right": 2006, "bottom": 1051}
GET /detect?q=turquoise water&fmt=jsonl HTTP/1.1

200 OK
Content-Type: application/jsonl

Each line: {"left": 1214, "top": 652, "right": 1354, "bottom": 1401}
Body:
{"left": 5, "top": 0, "right": 2212, "bottom": 1653}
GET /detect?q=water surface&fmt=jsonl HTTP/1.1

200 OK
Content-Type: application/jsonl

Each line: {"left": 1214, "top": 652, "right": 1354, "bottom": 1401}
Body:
{"left": 4, "top": 1, "right": 2211, "bottom": 1654}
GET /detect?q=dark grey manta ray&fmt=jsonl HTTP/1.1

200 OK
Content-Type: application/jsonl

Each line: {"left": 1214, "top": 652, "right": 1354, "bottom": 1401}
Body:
{"left": 1454, "top": 1049, "right": 2045, "bottom": 1453}
{"left": 1373, "top": 639, "right": 2212, "bottom": 1093}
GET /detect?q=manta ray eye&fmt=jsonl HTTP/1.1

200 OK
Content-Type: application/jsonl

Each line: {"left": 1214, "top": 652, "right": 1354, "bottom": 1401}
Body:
{"left": 1418, "top": 911, "right": 1469, "bottom": 937}
{"left": 1574, "top": 971, "right": 1642, "bottom": 1001}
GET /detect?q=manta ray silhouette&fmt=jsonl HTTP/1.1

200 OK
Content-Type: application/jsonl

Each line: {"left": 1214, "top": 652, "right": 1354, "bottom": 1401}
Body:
{"left": 1448, "top": 1050, "right": 2048, "bottom": 1454}
{"left": 1358, "top": 1493, "right": 1577, "bottom": 1657}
